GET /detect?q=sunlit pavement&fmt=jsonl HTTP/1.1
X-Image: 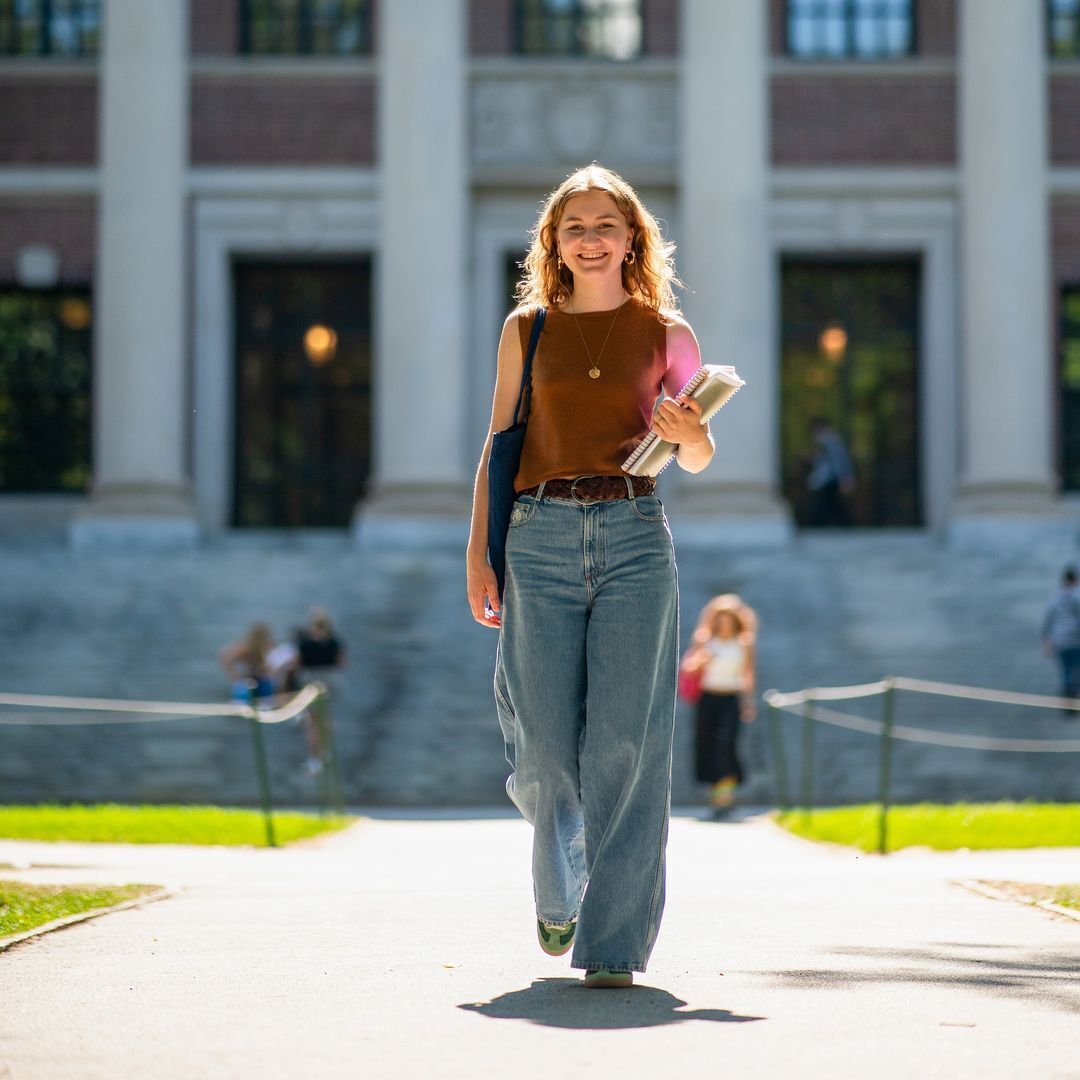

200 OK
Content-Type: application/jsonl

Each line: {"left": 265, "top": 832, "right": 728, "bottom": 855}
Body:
{"left": 1, "top": 809, "right": 1078, "bottom": 1079}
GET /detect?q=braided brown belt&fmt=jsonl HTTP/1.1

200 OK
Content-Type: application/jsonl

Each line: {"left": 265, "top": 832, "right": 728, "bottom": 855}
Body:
{"left": 517, "top": 475, "right": 656, "bottom": 502}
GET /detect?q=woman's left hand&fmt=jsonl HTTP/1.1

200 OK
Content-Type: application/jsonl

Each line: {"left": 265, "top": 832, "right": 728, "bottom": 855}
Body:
{"left": 652, "top": 394, "right": 706, "bottom": 446}
{"left": 740, "top": 700, "right": 757, "bottom": 723}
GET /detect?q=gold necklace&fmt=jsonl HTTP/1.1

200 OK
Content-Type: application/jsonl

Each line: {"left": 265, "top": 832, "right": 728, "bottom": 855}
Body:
{"left": 570, "top": 295, "right": 627, "bottom": 380}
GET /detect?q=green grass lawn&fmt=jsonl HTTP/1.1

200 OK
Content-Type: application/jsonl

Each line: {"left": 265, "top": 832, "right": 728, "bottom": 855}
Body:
{"left": 0, "top": 880, "right": 162, "bottom": 939}
{"left": 775, "top": 802, "right": 1080, "bottom": 853}
{"left": 0, "top": 804, "right": 354, "bottom": 847}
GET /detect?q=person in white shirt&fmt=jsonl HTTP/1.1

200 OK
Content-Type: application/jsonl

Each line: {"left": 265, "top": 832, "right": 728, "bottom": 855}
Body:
{"left": 680, "top": 595, "right": 757, "bottom": 814}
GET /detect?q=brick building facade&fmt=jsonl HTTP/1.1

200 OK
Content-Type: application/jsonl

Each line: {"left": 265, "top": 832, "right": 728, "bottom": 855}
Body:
{"left": 1, "top": 0, "right": 1079, "bottom": 547}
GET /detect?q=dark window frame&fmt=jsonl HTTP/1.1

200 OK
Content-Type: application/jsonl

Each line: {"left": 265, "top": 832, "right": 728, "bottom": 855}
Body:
{"left": 513, "top": 0, "right": 644, "bottom": 60}
{"left": 783, "top": 0, "right": 916, "bottom": 61}
{"left": 238, "top": 0, "right": 373, "bottom": 57}
{"left": 1048, "top": 0, "right": 1080, "bottom": 59}
{"left": 0, "top": 285, "right": 93, "bottom": 495}
{"left": 0, "top": 0, "right": 100, "bottom": 57}
{"left": 1059, "top": 283, "right": 1080, "bottom": 493}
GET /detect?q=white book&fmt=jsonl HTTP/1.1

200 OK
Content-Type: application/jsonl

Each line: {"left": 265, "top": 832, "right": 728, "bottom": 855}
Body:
{"left": 621, "top": 364, "right": 745, "bottom": 477}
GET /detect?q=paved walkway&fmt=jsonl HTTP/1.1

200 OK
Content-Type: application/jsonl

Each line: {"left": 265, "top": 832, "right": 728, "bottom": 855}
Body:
{"left": 1, "top": 810, "right": 1078, "bottom": 1079}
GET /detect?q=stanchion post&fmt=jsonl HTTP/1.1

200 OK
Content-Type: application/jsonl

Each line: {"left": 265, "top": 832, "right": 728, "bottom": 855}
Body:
{"left": 313, "top": 687, "right": 345, "bottom": 816}
{"left": 877, "top": 678, "right": 896, "bottom": 855}
{"left": 800, "top": 693, "right": 816, "bottom": 814}
{"left": 765, "top": 695, "right": 790, "bottom": 810}
{"left": 248, "top": 710, "right": 277, "bottom": 848}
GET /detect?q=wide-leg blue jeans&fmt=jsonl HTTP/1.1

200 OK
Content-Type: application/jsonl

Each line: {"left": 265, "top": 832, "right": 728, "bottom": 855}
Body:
{"left": 494, "top": 482, "right": 679, "bottom": 973}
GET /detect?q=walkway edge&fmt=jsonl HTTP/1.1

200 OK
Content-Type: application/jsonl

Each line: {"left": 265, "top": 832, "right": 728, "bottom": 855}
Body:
{"left": 953, "top": 878, "right": 1080, "bottom": 923}
{"left": 0, "top": 883, "right": 183, "bottom": 953}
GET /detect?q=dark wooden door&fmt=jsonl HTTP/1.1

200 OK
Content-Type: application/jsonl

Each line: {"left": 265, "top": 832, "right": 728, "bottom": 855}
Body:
{"left": 233, "top": 260, "right": 372, "bottom": 527}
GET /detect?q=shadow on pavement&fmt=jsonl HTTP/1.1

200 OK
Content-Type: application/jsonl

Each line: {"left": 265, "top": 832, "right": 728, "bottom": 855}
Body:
{"left": 459, "top": 978, "right": 766, "bottom": 1029}
{"left": 757, "top": 942, "right": 1080, "bottom": 1014}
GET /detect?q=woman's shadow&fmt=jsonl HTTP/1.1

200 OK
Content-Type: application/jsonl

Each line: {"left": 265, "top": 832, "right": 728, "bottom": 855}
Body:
{"left": 459, "top": 978, "right": 764, "bottom": 1030}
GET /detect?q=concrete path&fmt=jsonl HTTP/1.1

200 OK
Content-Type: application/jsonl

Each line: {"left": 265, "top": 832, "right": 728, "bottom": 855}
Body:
{"left": 0, "top": 810, "right": 1078, "bottom": 1079}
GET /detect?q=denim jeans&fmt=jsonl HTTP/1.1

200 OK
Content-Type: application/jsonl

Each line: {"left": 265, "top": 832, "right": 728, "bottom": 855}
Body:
{"left": 494, "top": 481, "right": 679, "bottom": 973}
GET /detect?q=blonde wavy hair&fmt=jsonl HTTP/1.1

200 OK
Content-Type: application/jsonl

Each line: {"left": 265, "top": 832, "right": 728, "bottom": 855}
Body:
{"left": 514, "top": 163, "right": 683, "bottom": 318}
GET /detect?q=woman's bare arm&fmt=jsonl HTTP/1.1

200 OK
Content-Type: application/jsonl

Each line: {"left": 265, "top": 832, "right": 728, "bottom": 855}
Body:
{"left": 466, "top": 310, "right": 527, "bottom": 628}
{"left": 660, "top": 318, "right": 715, "bottom": 474}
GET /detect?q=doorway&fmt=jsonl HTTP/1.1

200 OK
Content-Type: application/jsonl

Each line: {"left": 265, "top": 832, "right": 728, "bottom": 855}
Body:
{"left": 233, "top": 259, "right": 372, "bottom": 527}
{"left": 780, "top": 258, "right": 922, "bottom": 527}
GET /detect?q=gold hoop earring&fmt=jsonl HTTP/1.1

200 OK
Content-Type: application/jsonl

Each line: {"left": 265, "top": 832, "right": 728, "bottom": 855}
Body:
{"left": 624, "top": 249, "right": 636, "bottom": 265}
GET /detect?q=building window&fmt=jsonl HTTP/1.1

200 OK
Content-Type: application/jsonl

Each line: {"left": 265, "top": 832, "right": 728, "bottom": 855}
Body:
{"left": 0, "top": 0, "right": 100, "bottom": 57}
{"left": 239, "top": 0, "right": 372, "bottom": 56}
{"left": 1049, "top": 0, "right": 1080, "bottom": 57}
{"left": 515, "top": 0, "right": 642, "bottom": 60}
{"left": 0, "top": 289, "right": 92, "bottom": 494}
{"left": 1061, "top": 287, "right": 1080, "bottom": 492}
{"left": 786, "top": 0, "right": 913, "bottom": 60}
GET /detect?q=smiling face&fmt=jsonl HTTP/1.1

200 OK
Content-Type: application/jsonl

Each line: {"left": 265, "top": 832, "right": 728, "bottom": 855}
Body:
{"left": 555, "top": 190, "right": 633, "bottom": 282}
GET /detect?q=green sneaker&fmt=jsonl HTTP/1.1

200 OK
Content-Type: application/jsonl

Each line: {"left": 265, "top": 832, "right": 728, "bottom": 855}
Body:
{"left": 536, "top": 918, "right": 576, "bottom": 957}
{"left": 583, "top": 968, "right": 633, "bottom": 989}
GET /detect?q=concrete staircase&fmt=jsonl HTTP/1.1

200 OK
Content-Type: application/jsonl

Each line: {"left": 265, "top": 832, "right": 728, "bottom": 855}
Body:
{"left": 2, "top": 520, "right": 1079, "bottom": 808}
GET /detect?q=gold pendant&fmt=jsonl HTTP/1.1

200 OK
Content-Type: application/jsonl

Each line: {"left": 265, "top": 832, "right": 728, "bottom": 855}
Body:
{"left": 589, "top": 367, "right": 600, "bottom": 380}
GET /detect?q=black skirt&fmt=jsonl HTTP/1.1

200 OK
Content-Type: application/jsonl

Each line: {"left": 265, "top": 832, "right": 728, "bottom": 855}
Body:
{"left": 694, "top": 691, "right": 744, "bottom": 785}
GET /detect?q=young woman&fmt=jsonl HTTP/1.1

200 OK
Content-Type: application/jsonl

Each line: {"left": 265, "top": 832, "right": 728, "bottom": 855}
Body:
{"left": 682, "top": 596, "right": 758, "bottom": 815}
{"left": 466, "top": 164, "right": 716, "bottom": 989}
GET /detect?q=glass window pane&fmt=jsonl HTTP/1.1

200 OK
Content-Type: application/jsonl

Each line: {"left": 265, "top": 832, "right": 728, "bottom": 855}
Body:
{"left": 1, "top": 0, "right": 99, "bottom": 56}
{"left": 241, "top": 0, "right": 370, "bottom": 55}
{"left": 1049, "top": 0, "right": 1080, "bottom": 57}
{"left": 787, "top": 0, "right": 912, "bottom": 59}
{"left": 0, "top": 290, "right": 93, "bottom": 494}
{"left": 516, "top": 0, "right": 642, "bottom": 59}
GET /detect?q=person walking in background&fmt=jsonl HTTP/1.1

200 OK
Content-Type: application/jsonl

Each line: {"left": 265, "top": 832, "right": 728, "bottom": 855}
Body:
{"left": 681, "top": 595, "right": 757, "bottom": 816}
{"left": 218, "top": 621, "right": 277, "bottom": 703}
{"left": 1041, "top": 565, "right": 1080, "bottom": 717}
{"left": 294, "top": 607, "right": 347, "bottom": 775}
{"left": 806, "top": 417, "right": 855, "bottom": 526}
{"left": 466, "top": 164, "right": 716, "bottom": 989}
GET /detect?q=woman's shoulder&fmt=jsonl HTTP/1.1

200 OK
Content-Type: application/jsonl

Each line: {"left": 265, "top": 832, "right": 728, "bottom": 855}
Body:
{"left": 503, "top": 303, "right": 545, "bottom": 334}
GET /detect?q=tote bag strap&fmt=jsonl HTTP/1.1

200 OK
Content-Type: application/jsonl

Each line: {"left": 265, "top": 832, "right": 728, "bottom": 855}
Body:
{"left": 512, "top": 307, "right": 546, "bottom": 426}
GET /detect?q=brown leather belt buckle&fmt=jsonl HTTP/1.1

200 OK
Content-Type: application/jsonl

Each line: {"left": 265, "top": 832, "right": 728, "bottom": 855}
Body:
{"left": 570, "top": 476, "right": 601, "bottom": 505}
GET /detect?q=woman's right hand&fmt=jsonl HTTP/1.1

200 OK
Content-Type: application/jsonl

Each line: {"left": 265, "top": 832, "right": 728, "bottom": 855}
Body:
{"left": 467, "top": 556, "right": 502, "bottom": 629}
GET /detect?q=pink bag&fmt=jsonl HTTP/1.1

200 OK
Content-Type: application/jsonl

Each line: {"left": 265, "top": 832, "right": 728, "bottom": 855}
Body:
{"left": 677, "top": 665, "right": 703, "bottom": 704}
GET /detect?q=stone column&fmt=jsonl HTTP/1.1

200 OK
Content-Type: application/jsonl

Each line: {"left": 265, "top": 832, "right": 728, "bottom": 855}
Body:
{"left": 360, "top": 0, "right": 470, "bottom": 541}
{"left": 949, "top": 0, "right": 1063, "bottom": 547}
{"left": 71, "top": 0, "right": 197, "bottom": 550}
{"left": 674, "top": 0, "right": 791, "bottom": 547}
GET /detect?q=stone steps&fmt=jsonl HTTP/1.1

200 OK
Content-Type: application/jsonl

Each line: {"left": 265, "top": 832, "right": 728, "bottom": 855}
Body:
{"left": 1, "top": 525, "right": 1078, "bottom": 806}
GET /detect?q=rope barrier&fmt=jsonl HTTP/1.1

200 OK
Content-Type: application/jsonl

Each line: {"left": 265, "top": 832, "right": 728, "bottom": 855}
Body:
{"left": 0, "top": 683, "right": 322, "bottom": 727}
{"left": 0, "top": 682, "right": 343, "bottom": 846}
{"left": 765, "top": 677, "right": 1080, "bottom": 712}
{"left": 772, "top": 698, "right": 1080, "bottom": 753}
{"left": 762, "top": 675, "right": 1080, "bottom": 851}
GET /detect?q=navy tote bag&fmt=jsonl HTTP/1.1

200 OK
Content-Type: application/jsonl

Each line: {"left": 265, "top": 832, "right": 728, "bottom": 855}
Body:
{"left": 487, "top": 307, "right": 546, "bottom": 598}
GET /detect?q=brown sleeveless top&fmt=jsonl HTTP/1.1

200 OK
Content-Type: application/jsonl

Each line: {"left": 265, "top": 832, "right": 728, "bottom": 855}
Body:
{"left": 513, "top": 297, "right": 669, "bottom": 492}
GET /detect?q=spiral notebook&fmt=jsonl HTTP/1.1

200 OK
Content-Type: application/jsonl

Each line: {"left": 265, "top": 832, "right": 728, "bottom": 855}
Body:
{"left": 621, "top": 364, "right": 745, "bottom": 477}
